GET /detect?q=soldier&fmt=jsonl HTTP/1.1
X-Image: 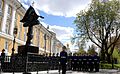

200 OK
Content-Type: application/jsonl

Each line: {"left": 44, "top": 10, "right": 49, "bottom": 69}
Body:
{"left": 78, "top": 54, "right": 82, "bottom": 71}
{"left": 52, "top": 53, "right": 56, "bottom": 70}
{"left": 80, "top": 54, "right": 84, "bottom": 71}
{"left": 82, "top": 54, "right": 87, "bottom": 71}
{"left": 71, "top": 54, "right": 74, "bottom": 71}
{"left": 86, "top": 54, "right": 89, "bottom": 72}
{"left": 1, "top": 49, "right": 5, "bottom": 70}
{"left": 60, "top": 46, "right": 68, "bottom": 74}
{"left": 55, "top": 53, "right": 59, "bottom": 70}
{"left": 68, "top": 53, "right": 72, "bottom": 70}
{"left": 73, "top": 53, "right": 77, "bottom": 71}
{"left": 48, "top": 53, "right": 52, "bottom": 70}
{"left": 94, "top": 54, "right": 100, "bottom": 72}
{"left": 76, "top": 54, "right": 80, "bottom": 71}
{"left": 88, "top": 54, "right": 93, "bottom": 72}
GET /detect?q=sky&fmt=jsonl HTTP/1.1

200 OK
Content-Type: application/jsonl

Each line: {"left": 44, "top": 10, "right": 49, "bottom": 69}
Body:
{"left": 18, "top": 0, "right": 91, "bottom": 51}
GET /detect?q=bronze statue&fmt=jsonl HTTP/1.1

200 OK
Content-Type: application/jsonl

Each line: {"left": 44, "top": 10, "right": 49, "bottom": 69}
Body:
{"left": 20, "top": 6, "right": 44, "bottom": 46}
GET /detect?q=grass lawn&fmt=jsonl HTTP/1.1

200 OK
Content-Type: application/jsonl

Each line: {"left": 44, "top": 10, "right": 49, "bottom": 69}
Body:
{"left": 100, "top": 63, "right": 120, "bottom": 69}
{"left": 100, "top": 48, "right": 120, "bottom": 69}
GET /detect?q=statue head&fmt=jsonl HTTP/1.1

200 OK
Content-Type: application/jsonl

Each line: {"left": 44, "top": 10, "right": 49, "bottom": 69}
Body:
{"left": 20, "top": 6, "right": 40, "bottom": 27}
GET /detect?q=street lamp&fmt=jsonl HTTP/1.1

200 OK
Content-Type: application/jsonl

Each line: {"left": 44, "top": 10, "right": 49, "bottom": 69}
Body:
{"left": 11, "top": 27, "right": 18, "bottom": 56}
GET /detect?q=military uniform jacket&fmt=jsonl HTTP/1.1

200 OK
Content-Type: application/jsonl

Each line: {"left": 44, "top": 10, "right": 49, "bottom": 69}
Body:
{"left": 60, "top": 51, "right": 67, "bottom": 65}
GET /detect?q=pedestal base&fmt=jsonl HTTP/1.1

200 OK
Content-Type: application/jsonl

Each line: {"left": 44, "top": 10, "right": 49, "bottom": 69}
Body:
{"left": 18, "top": 45, "right": 39, "bottom": 56}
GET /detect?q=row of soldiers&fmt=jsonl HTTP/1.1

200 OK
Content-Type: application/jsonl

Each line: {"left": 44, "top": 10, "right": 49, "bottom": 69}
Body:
{"left": 38, "top": 53, "right": 100, "bottom": 72}
{"left": 22, "top": 52, "right": 100, "bottom": 72}
{"left": 69, "top": 54, "right": 100, "bottom": 72}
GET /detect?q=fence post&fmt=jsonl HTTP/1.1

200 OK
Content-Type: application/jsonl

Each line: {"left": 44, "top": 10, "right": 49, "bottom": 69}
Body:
{"left": 23, "top": 55, "right": 31, "bottom": 74}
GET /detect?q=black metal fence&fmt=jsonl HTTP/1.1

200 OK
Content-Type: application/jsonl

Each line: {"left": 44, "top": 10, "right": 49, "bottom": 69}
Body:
{"left": 0, "top": 53, "right": 100, "bottom": 73}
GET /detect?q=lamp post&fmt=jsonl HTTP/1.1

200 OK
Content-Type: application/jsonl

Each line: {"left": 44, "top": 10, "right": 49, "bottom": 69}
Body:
{"left": 11, "top": 27, "right": 18, "bottom": 56}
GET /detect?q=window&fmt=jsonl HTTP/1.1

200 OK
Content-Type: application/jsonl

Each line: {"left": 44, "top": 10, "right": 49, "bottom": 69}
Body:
{"left": 0, "top": 0, "right": 3, "bottom": 15}
{"left": 36, "top": 29, "right": 40, "bottom": 47}
{"left": 6, "top": 5, "right": 12, "bottom": 34}
{"left": 24, "top": 28, "right": 27, "bottom": 41}
{"left": 32, "top": 29, "right": 35, "bottom": 44}
{"left": 5, "top": 41, "right": 8, "bottom": 49}
{"left": 6, "top": 20, "right": 10, "bottom": 34}
{"left": 4, "top": 40, "right": 8, "bottom": 54}
{"left": 14, "top": 13, "right": 17, "bottom": 28}
{"left": 7, "top": 5, "right": 12, "bottom": 18}
{"left": 0, "top": 0, "right": 3, "bottom": 31}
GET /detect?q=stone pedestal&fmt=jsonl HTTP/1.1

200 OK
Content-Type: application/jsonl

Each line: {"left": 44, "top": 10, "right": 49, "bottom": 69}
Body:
{"left": 18, "top": 45, "right": 39, "bottom": 56}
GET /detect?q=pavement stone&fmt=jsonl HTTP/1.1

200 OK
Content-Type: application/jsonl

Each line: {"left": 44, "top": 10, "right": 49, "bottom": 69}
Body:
{"left": 1, "top": 69, "right": 120, "bottom": 74}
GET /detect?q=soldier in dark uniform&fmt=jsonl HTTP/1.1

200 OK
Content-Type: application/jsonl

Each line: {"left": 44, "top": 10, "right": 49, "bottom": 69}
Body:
{"left": 68, "top": 53, "right": 72, "bottom": 70}
{"left": 88, "top": 55, "right": 94, "bottom": 72}
{"left": 93, "top": 54, "right": 100, "bottom": 72}
{"left": 55, "top": 53, "right": 59, "bottom": 70}
{"left": 48, "top": 53, "right": 52, "bottom": 70}
{"left": 78, "top": 54, "right": 82, "bottom": 71}
{"left": 60, "top": 46, "right": 68, "bottom": 74}
{"left": 70, "top": 54, "right": 74, "bottom": 71}
{"left": 52, "top": 53, "right": 56, "bottom": 70}
{"left": 85, "top": 54, "right": 89, "bottom": 72}
{"left": 72, "top": 53, "right": 77, "bottom": 71}
{"left": 82, "top": 54, "right": 87, "bottom": 71}
{"left": 81, "top": 54, "right": 84, "bottom": 71}
{"left": 76, "top": 54, "right": 80, "bottom": 71}
{"left": 1, "top": 49, "right": 5, "bottom": 70}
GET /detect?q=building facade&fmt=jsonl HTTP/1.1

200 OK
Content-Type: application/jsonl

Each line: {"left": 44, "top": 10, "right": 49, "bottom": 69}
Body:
{"left": 0, "top": 0, "right": 63, "bottom": 55}
{"left": 50, "top": 32, "right": 63, "bottom": 54}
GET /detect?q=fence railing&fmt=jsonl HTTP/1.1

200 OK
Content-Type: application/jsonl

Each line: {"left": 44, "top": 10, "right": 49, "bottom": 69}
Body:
{"left": 1, "top": 54, "right": 100, "bottom": 73}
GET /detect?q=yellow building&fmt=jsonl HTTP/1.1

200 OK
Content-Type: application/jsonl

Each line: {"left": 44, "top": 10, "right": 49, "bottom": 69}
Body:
{"left": 0, "top": 0, "right": 63, "bottom": 55}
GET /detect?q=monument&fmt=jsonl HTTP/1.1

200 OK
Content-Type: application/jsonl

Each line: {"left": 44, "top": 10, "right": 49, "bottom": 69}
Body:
{"left": 17, "top": 6, "right": 44, "bottom": 74}
{"left": 18, "top": 6, "right": 44, "bottom": 55}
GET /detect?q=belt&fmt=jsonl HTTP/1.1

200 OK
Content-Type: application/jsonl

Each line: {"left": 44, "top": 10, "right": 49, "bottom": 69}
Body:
{"left": 61, "top": 57, "right": 66, "bottom": 58}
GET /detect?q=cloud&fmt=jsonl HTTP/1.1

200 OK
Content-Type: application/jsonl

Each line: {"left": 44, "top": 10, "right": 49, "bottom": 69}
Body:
{"left": 19, "top": 0, "right": 91, "bottom": 17}
{"left": 41, "top": 22, "right": 74, "bottom": 44}
{"left": 50, "top": 25, "right": 74, "bottom": 41}
{"left": 49, "top": 25, "right": 75, "bottom": 50}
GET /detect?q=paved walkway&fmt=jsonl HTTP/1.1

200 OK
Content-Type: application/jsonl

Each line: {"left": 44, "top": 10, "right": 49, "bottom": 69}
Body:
{"left": 1, "top": 69, "right": 120, "bottom": 74}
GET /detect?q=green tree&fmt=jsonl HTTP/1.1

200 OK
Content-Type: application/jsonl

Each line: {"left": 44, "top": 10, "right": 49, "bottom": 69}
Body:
{"left": 87, "top": 45, "right": 97, "bottom": 55}
{"left": 74, "top": 0, "right": 120, "bottom": 63}
{"left": 77, "top": 48, "right": 86, "bottom": 55}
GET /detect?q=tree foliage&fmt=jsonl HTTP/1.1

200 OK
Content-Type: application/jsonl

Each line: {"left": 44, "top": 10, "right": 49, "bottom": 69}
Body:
{"left": 74, "top": 0, "right": 120, "bottom": 63}
{"left": 77, "top": 48, "right": 86, "bottom": 55}
{"left": 87, "top": 45, "right": 97, "bottom": 55}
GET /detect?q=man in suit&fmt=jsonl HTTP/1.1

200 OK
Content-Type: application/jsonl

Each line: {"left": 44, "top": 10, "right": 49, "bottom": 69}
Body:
{"left": 60, "top": 46, "right": 68, "bottom": 74}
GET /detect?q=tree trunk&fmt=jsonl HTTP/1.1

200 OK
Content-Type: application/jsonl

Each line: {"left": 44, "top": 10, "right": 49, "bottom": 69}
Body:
{"left": 100, "top": 49, "right": 105, "bottom": 63}
{"left": 106, "top": 54, "right": 111, "bottom": 64}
